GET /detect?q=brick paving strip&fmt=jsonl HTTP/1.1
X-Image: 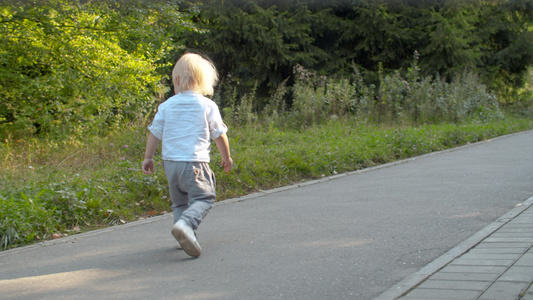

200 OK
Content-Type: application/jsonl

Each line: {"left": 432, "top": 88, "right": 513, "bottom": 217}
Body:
{"left": 376, "top": 195, "right": 533, "bottom": 300}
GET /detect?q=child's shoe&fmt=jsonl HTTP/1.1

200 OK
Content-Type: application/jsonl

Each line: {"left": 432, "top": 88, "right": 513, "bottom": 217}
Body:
{"left": 176, "top": 231, "right": 197, "bottom": 250}
{"left": 172, "top": 220, "right": 201, "bottom": 257}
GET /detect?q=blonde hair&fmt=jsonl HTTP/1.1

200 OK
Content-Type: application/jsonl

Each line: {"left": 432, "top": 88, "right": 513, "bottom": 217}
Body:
{"left": 172, "top": 53, "right": 218, "bottom": 96}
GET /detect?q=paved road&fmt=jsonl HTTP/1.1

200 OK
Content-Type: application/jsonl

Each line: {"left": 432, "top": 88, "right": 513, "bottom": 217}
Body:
{"left": 379, "top": 194, "right": 533, "bottom": 299}
{"left": 1, "top": 130, "right": 532, "bottom": 300}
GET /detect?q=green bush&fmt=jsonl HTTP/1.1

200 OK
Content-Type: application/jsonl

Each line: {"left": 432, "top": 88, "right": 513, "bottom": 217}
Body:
{"left": 0, "top": 2, "right": 189, "bottom": 139}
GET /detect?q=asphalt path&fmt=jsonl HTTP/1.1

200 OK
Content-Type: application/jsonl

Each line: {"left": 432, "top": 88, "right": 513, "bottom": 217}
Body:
{"left": 1, "top": 130, "right": 532, "bottom": 300}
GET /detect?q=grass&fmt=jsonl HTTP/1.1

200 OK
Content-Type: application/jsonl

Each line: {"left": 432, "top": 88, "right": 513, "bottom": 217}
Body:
{"left": 1, "top": 114, "right": 533, "bottom": 250}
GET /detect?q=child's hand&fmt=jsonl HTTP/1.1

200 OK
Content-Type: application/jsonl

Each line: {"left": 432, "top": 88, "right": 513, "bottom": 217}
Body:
{"left": 142, "top": 158, "right": 155, "bottom": 174}
{"left": 221, "top": 157, "right": 233, "bottom": 174}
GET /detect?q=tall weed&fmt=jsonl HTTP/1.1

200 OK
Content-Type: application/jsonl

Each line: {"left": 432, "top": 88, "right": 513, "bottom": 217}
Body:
{"left": 263, "top": 78, "right": 289, "bottom": 125}
{"left": 289, "top": 62, "right": 503, "bottom": 126}
{"left": 291, "top": 65, "right": 328, "bottom": 126}
{"left": 222, "top": 82, "right": 258, "bottom": 126}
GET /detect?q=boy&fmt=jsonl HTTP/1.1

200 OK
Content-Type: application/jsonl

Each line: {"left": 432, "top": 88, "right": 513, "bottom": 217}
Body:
{"left": 142, "top": 53, "right": 233, "bottom": 258}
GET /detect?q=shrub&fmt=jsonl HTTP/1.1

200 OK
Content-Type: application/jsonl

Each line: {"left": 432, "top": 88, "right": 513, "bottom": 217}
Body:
{"left": 0, "top": 2, "right": 188, "bottom": 139}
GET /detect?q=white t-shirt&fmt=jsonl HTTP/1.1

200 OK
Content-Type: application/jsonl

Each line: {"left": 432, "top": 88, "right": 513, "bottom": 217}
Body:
{"left": 148, "top": 91, "right": 227, "bottom": 162}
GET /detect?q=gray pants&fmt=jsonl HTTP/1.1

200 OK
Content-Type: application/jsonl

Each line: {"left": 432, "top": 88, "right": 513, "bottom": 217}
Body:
{"left": 163, "top": 161, "right": 216, "bottom": 230}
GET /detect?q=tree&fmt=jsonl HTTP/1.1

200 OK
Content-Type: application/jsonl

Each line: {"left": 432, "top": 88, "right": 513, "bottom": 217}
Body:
{"left": 0, "top": 0, "right": 193, "bottom": 138}
{"left": 182, "top": 0, "right": 533, "bottom": 99}
{"left": 181, "top": 0, "right": 327, "bottom": 101}
{"left": 417, "top": 1, "right": 482, "bottom": 79}
{"left": 475, "top": 0, "right": 533, "bottom": 95}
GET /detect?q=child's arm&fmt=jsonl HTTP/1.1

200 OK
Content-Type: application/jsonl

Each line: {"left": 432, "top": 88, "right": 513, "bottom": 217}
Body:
{"left": 142, "top": 132, "right": 160, "bottom": 174}
{"left": 214, "top": 133, "right": 233, "bottom": 173}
